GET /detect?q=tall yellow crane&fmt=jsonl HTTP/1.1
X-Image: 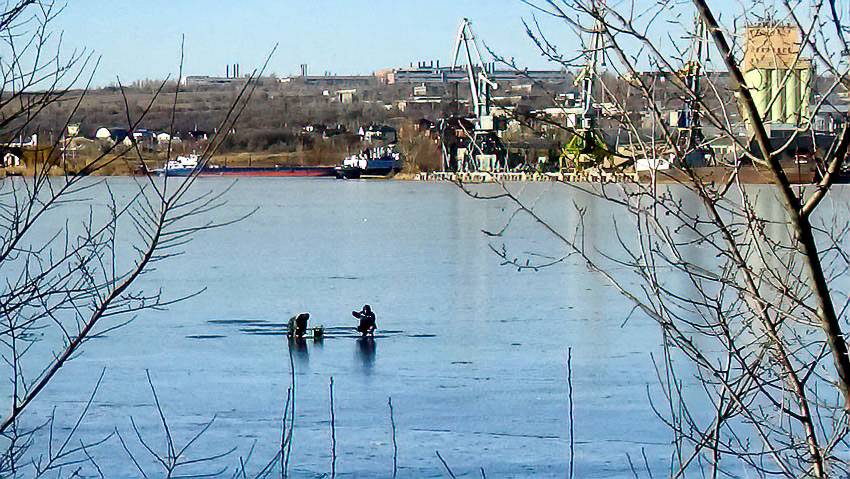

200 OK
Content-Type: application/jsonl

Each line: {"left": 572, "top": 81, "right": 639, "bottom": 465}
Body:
{"left": 559, "top": 0, "right": 610, "bottom": 173}
{"left": 677, "top": 16, "right": 709, "bottom": 157}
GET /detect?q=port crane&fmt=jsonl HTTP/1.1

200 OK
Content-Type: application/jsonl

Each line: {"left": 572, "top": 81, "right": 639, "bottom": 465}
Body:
{"left": 440, "top": 17, "right": 506, "bottom": 172}
{"left": 676, "top": 16, "right": 710, "bottom": 164}
{"left": 452, "top": 17, "right": 497, "bottom": 129}
{"left": 559, "top": 1, "right": 611, "bottom": 173}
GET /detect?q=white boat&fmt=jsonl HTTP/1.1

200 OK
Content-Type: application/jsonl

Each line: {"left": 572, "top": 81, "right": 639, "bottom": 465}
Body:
{"left": 153, "top": 153, "right": 205, "bottom": 176}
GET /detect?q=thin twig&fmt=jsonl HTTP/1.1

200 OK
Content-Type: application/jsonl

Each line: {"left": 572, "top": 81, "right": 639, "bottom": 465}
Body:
{"left": 389, "top": 396, "right": 398, "bottom": 478}
{"left": 568, "top": 347, "right": 575, "bottom": 479}
{"left": 435, "top": 450, "right": 457, "bottom": 479}
{"left": 330, "top": 377, "right": 336, "bottom": 478}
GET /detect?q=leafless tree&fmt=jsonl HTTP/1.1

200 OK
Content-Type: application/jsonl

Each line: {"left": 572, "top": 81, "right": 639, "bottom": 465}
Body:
{"left": 0, "top": 0, "right": 95, "bottom": 147}
{"left": 463, "top": 0, "right": 850, "bottom": 477}
{"left": 115, "top": 370, "right": 238, "bottom": 479}
{"left": 0, "top": 1, "right": 271, "bottom": 475}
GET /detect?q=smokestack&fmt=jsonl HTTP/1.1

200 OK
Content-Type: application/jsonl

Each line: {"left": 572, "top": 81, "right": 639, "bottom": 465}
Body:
{"left": 226, "top": 65, "right": 230, "bottom": 78}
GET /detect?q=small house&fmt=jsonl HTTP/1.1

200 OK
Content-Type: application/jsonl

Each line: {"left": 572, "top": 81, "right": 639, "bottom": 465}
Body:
{"left": 361, "top": 125, "right": 397, "bottom": 144}
{"left": 95, "top": 127, "right": 130, "bottom": 144}
{"left": 335, "top": 89, "right": 356, "bottom": 103}
{"left": 0, "top": 147, "right": 23, "bottom": 167}
{"left": 187, "top": 130, "right": 209, "bottom": 141}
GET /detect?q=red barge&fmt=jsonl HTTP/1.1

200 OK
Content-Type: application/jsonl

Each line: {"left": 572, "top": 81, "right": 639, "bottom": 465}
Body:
{"left": 152, "top": 154, "right": 337, "bottom": 177}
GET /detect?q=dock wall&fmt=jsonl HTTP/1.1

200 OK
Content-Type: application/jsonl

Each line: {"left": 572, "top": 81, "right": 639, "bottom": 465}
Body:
{"left": 416, "top": 171, "right": 635, "bottom": 183}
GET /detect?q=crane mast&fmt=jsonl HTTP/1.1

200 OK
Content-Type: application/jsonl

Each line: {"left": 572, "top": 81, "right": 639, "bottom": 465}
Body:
{"left": 452, "top": 18, "right": 498, "bottom": 125}
{"left": 558, "top": 0, "right": 611, "bottom": 174}
{"left": 580, "top": 3, "right": 604, "bottom": 128}
{"left": 444, "top": 17, "right": 505, "bottom": 172}
{"left": 679, "top": 16, "right": 708, "bottom": 153}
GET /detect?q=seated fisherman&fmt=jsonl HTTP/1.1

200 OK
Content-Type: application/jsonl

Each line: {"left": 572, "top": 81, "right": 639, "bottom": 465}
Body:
{"left": 352, "top": 304, "right": 376, "bottom": 336}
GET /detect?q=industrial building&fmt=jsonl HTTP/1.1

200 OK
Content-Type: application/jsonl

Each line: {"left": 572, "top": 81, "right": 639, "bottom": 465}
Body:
{"left": 742, "top": 23, "right": 812, "bottom": 125}
{"left": 387, "top": 61, "right": 570, "bottom": 86}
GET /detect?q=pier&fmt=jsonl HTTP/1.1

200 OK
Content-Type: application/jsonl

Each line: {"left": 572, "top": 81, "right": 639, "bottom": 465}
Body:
{"left": 415, "top": 170, "right": 635, "bottom": 183}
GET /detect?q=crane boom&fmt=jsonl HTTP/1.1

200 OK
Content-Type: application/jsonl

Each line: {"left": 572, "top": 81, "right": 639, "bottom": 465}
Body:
{"left": 452, "top": 18, "right": 497, "bottom": 122}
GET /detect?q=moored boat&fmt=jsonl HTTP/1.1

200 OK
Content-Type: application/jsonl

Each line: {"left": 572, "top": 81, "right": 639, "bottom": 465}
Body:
{"left": 152, "top": 153, "right": 336, "bottom": 177}
{"left": 335, "top": 146, "right": 403, "bottom": 179}
{"left": 152, "top": 153, "right": 202, "bottom": 176}
{"left": 201, "top": 165, "right": 336, "bottom": 177}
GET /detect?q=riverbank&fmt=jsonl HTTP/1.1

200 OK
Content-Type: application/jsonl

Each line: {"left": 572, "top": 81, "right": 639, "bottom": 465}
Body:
{"left": 2, "top": 150, "right": 345, "bottom": 177}
{"left": 3, "top": 152, "right": 832, "bottom": 186}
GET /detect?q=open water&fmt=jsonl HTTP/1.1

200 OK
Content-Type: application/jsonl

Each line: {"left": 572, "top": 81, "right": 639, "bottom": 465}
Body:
{"left": 20, "top": 178, "right": 687, "bottom": 477}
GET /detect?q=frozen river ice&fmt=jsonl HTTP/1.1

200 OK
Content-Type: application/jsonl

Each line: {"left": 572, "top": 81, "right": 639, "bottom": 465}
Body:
{"left": 22, "top": 177, "right": 680, "bottom": 477}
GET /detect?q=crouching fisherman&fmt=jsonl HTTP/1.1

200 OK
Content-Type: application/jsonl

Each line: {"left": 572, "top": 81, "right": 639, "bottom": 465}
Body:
{"left": 352, "top": 304, "right": 377, "bottom": 336}
{"left": 288, "top": 312, "right": 310, "bottom": 338}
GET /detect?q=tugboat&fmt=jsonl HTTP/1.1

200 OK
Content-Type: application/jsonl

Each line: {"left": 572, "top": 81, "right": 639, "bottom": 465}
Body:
{"left": 335, "top": 146, "right": 403, "bottom": 179}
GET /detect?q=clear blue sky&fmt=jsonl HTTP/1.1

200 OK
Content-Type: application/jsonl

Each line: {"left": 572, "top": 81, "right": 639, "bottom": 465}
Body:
{"left": 51, "top": 0, "right": 748, "bottom": 87}
{"left": 53, "top": 1, "right": 573, "bottom": 86}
